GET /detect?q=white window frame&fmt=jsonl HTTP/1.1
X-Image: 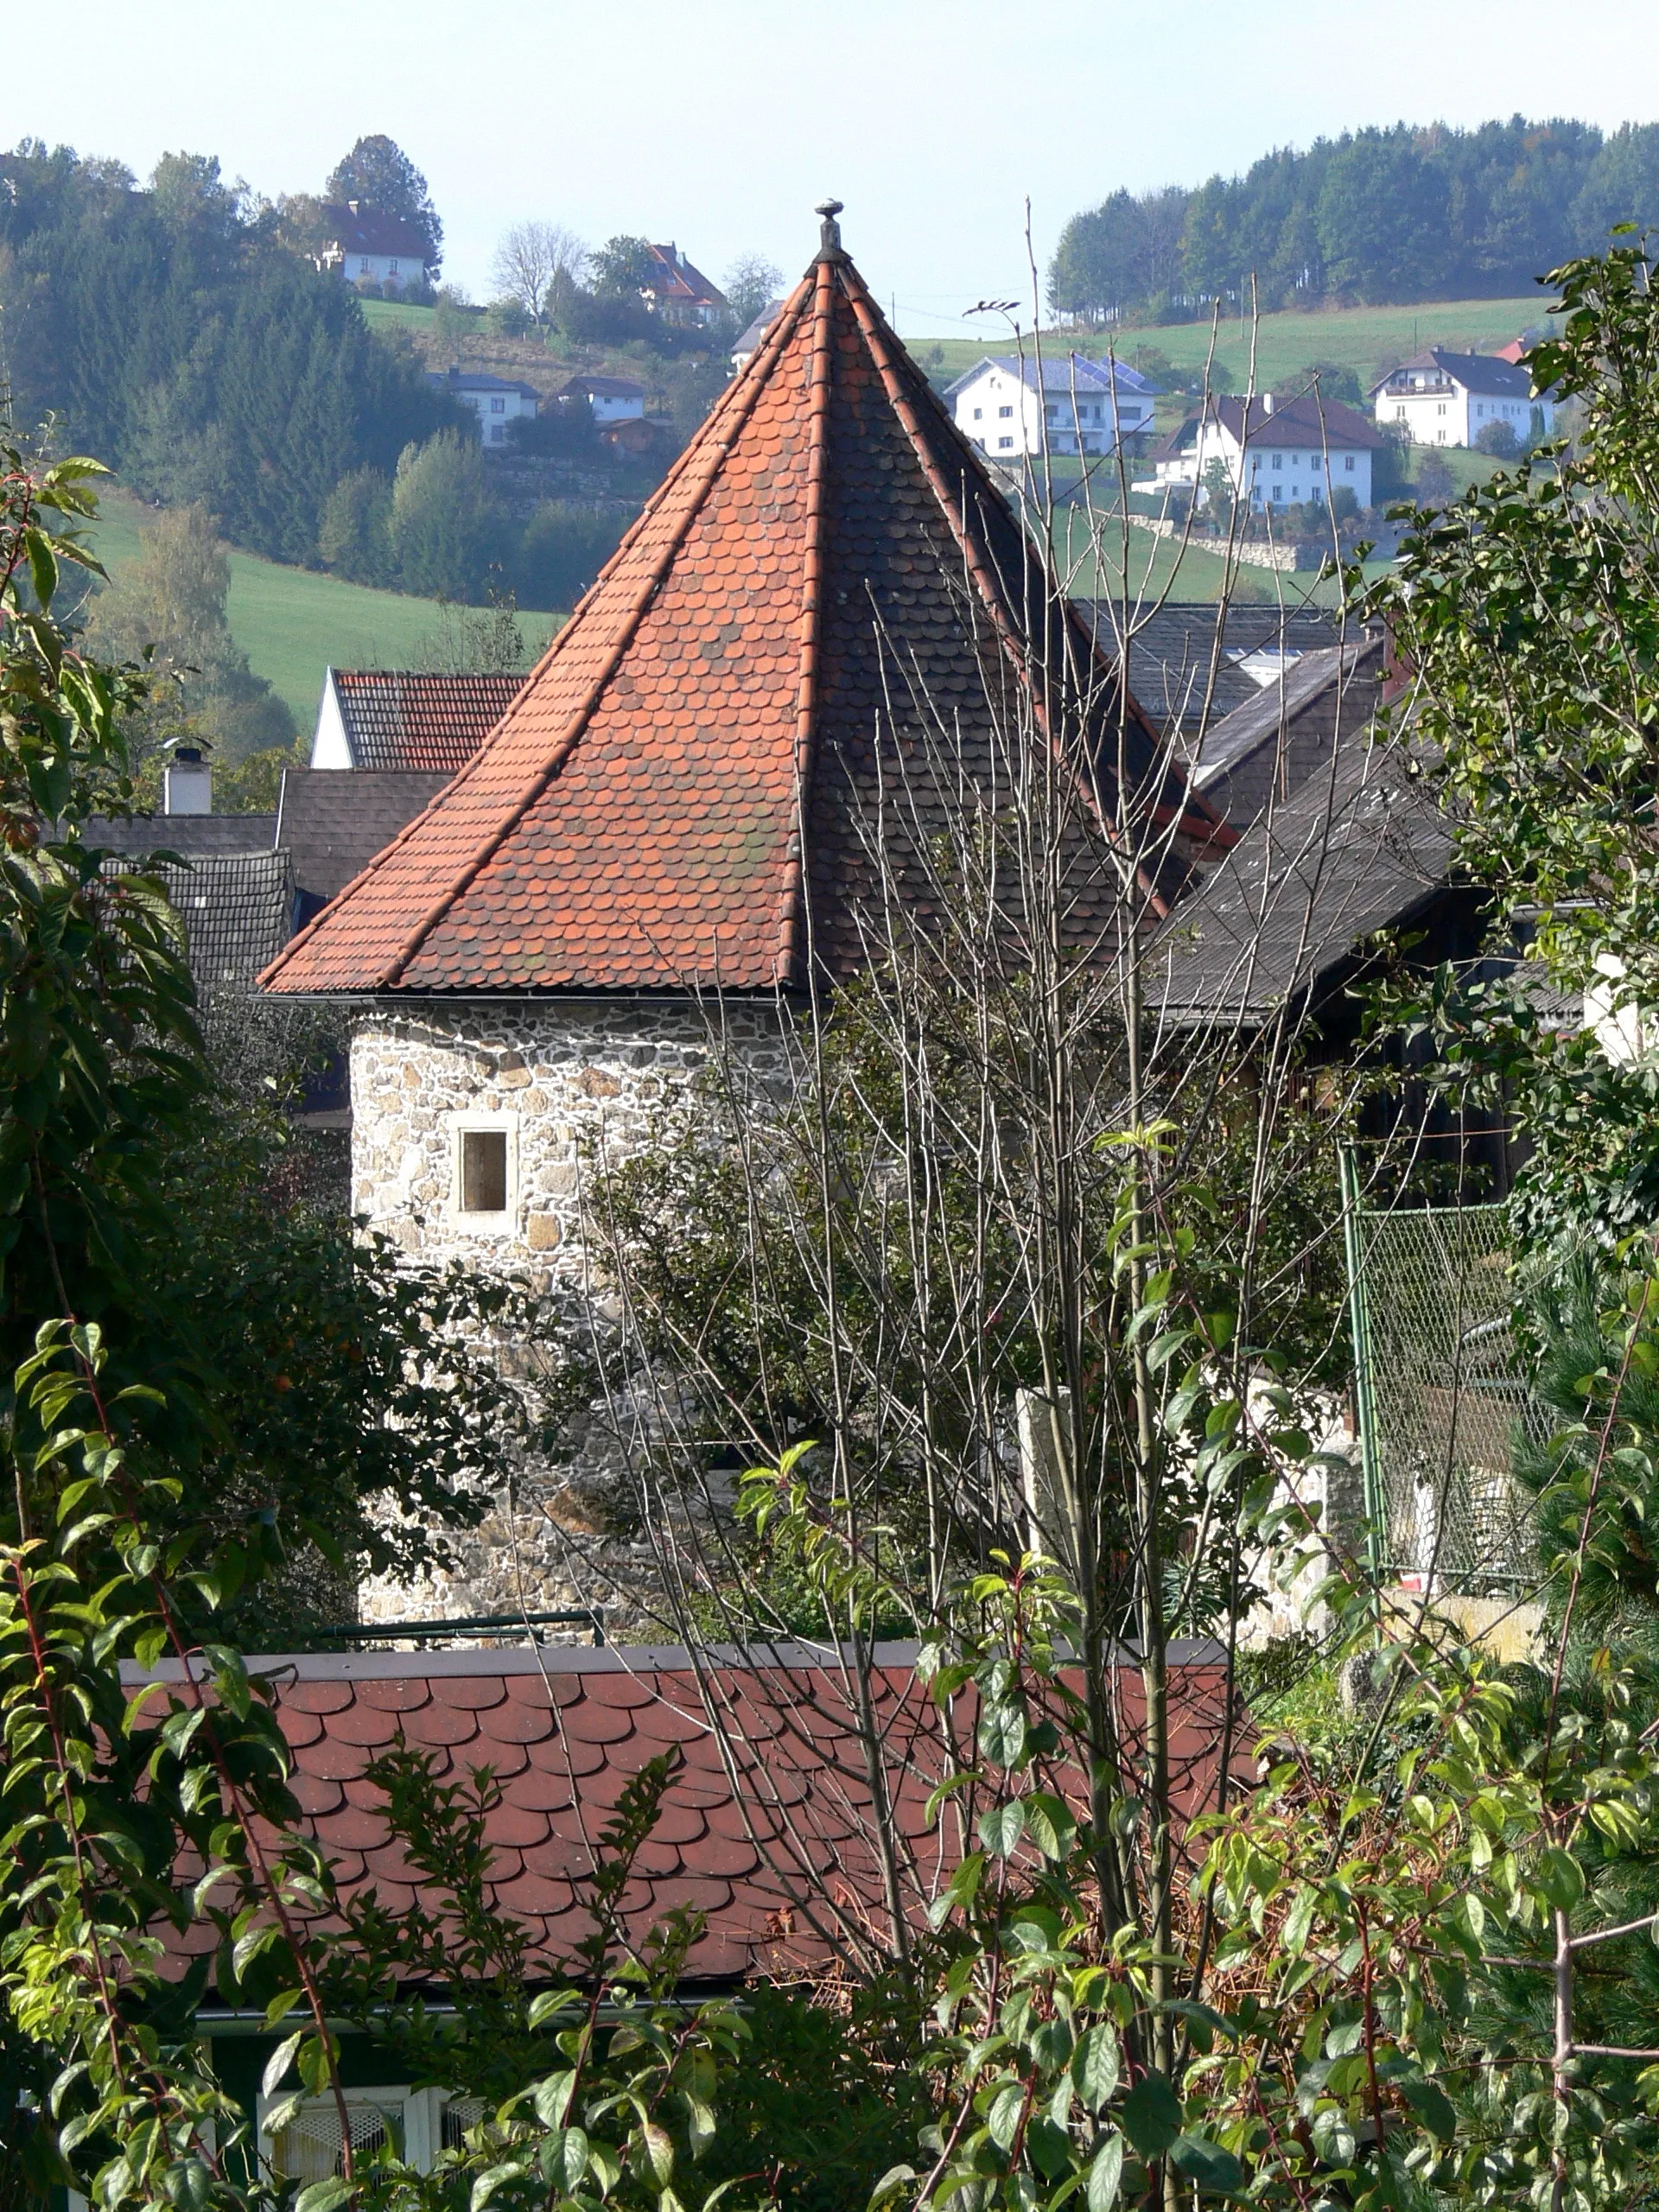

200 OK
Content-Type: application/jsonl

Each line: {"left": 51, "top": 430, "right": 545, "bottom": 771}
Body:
{"left": 448, "top": 1111, "right": 520, "bottom": 1235}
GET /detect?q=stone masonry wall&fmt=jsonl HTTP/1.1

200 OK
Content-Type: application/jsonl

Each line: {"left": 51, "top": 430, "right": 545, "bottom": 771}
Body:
{"left": 350, "top": 999, "right": 790, "bottom": 1637}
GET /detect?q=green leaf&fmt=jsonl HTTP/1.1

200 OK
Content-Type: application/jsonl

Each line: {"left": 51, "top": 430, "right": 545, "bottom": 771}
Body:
{"left": 1071, "top": 2024, "right": 1120, "bottom": 2111}
{"left": 1310, "top": 2105, "right": 1357, "bottom": 2165}
{"left": 1170, "top": 2133, "right": 1248, "bottom": 2193}
{"left": 1535, "top": 1845, "right": 1585, "bottom": 1911}
{"left": 979, "top": 1802, "right": 1025, "bottom": 1857}
{"left": 294, "top": 2183, "right": 354, "bottom": 2212}
{"left": 1397, "top": 2073, "right": 1457, "bottom": 2144}
{"left": 1022, "top": 1790, "right": 1077, "bottom": 1861}
{"left": 979, "top": 1700, "right": 1028, "bottom": 1767}
{"left": 988, "top": 2080, "right": 1026, "bottom": 2151}
{"left": 261, "top": 2030, "right": 304, "bottom": 2098}
{"left": 1119, "top": 2072, "right": 1180, "bottom": 2158}
{"left": 1085, "top": 2133, "right": 1124, "bottom": 2212}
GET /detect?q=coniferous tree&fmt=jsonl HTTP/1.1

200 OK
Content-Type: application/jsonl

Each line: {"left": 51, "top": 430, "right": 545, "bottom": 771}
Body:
{"left": 323, "top": 132, "right": 442, "bottom": 265}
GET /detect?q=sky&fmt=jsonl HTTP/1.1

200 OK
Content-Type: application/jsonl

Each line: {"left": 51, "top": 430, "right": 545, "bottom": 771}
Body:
{"left": 24, "top": 0, "right": 1659, "bottom": 337}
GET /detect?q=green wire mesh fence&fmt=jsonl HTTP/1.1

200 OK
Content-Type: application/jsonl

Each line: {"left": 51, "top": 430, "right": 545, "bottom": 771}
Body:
{"left": 1341, "top": 1156, "right": 1550, "bottom": 1590}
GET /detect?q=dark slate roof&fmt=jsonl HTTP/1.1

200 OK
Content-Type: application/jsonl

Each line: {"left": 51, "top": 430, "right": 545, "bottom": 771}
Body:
{"left": 427, "top": 370, "right": 542, "bottom": 402}
{"left": 95, "top": 846, "right": 294, "bottom": 992}
{"left": 1081, "top": 601, "right": 1351, "bottom": 736}
{"left": 559, "top": 373, "right": 646, "bottom": 401}
{"left": 264, "top": 227, "right": 1221, "bottom": 999}
{"left": 328, "top": 671, "right": 526, "bottom": 772}
{"left": 127, "top": 1640, "right": 1230, "bottom": 1985}
{"left": 87, "top": 812, "right": 278, "bottom": 857}
{"left": 1370, "top": 348, "right": 1536, "bottom": 399}
{"left": 1184, "top": 635, "right": 1387, "bottom": 828}
{"left": 1154, "top": 728, "right": 1453, "bottom": 1023}
{"left": 276, "top": 768, "right": 452, "bottom": 906}
{"left": 323, "top": 203, "right": 432, "bottom": 263}
{"left": 733, "top": 301, "right": 785, "bottom": 354}
{"left": 1152, "top": 391, "right": 1382, "bottom": 462}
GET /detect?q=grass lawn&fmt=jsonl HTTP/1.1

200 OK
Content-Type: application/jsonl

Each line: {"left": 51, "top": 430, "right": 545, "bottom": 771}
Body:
{"left": 913, "top": 296, "right": 1549, "bottom": 398}
{"left": 359, "top": 296, "right": 441, "bottom": 335}
{"left": 83, "top": 492, "right": 558, "bottom": 733}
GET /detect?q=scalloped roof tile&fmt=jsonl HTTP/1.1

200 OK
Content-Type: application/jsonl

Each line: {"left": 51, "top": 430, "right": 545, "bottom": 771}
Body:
{"left": 264, "top": 216, "right": 1223, "bottom": 1001}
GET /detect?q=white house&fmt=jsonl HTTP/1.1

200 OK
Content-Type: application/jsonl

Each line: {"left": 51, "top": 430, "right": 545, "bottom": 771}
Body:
{"left": 557, "top": 373, "right": 646, "bottom": 425}
{"left": 1369, "top": 349, "right": 1550, "bottom": 448}
{"left": 944, "top": 353, "right": 1159, "bottom": 459}
{"left": 318, "top": 202, "right": 435, "bottom": 295}
{"left": 426, "top": 370, "right": 541, "bottom": 445}
{"left": 1147, "top": 392, "right": 1380, "bottom": 512}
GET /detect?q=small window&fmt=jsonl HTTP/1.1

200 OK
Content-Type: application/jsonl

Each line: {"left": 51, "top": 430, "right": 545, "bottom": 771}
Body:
{"left": 389, "top": 258, "right": 400, "bottom": 275}
{"left": 490, "top": 424, "right": 505, "bottom": 442}
{"left": 997, "top": 435, "right": 1014, "bottom": 448}
{"left": 1271, "top": 453, "right": 1282, "bottom": 470}
{"left": 491, "top": 397, "right": 505, "bottom": 413}
{"left": 1344, "top": 454, "right": 1355, "bottom": 472}
{"left": 359, "top": 257, "right": 372, "bottom": 274}
{"left": 460, "top": 1129, "right": 508, "bottom": 1213}
{"left": 998, "top": 404, "right": 1014, "bottom": 418}
{"left": 972, "top": 406, "right": 982, "bottom": 420}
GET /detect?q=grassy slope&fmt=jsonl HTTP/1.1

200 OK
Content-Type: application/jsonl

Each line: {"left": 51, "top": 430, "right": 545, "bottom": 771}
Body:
{"left": 918, "top": 296, "right": 1547, "bottom": 397}
{"left": 84, "top": 493, "right": 558, "bottom": 732}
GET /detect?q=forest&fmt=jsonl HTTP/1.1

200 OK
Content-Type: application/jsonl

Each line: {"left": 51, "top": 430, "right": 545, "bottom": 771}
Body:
{"left": 1048, "top": 115, "right": 1659, "bottom": 321}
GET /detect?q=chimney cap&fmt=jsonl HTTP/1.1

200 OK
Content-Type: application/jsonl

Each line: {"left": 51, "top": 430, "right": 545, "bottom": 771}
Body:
{"left": 175, "top": 746, "right": 204, "bottom": 763}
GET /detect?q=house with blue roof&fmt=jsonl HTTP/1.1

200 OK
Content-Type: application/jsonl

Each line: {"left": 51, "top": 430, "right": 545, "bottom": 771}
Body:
{"left": 944, "top": 352, "right": 1159, "bottom": 459}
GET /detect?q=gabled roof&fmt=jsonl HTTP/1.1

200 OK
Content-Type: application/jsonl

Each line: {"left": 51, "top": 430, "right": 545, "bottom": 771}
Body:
{"left": 944, "top": 353, "right": 1159, "bottom": 400}
{"left": 276, "top": 769, "right": 452, "bottom": 910}
{"left": 1185, "top": 635, "right": 1387, "bottom": 828}
{"left": 1153, "top": 392, "right": 1382, "bottom": 462}
{"left": 1081, "top": 601, "right": 1351, "bottom": 736}
{"left": 429, "top": 370, "right": 542, "bottom": 401}
{"left": 323, "top": 202, "right": 433, "bottom": 264}
{"left": 264, "top": 209, "right": 1221, "bottom": 1001}
{"left": 1369, "top": 348, "right": 1535, "bottom": 399}
{"left": 318, "top": 671, "right": 527, "bottom": 773}
{"left": 130, "top": 1639, "right": 1230, "bottom": 1984}
{"left": 559, "top": 373, "right": 646, "bottom": 401}
{"left": 645, "top": 241, "right": 727, "bottom": 310}
{"left": 1154, "top": 725, "right": 1452, "bottom": 1024}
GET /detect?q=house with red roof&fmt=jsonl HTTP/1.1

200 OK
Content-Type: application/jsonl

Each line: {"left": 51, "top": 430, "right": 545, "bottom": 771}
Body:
{"left": 640, "top": 240, "right": 728, "bottom": 326}
{"left": 259, "top": 203, "right": 1222, "bottom": 1623}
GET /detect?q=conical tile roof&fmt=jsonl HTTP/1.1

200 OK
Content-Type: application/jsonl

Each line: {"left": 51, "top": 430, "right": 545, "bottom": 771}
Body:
{"left": 263, "top": 211, "right": 1222, "bottom": 999}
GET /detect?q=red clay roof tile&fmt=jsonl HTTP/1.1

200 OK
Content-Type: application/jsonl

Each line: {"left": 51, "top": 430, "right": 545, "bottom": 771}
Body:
{"left": 264, "top": 228, "right": 1221, "bottom": 1002}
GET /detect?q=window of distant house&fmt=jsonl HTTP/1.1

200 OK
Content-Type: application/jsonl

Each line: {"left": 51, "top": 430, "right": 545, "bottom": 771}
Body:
{"left": 998, "top": 436, "right": 1014, "bottom": 449}
{"left": 998, "top": 405, "right": 1014, "bottom": 418}
{"left": 490, "top": 426, "right": 505, "bottom": 442}
{"left": 972, "top": 406, "right": 982, "bottom": 420}
{"left": 359, "top": 258, "right": 372, "bottom": 274}
{"left": 1273, "top": 483, "right": 1285, "bottom": 499}
{"left": 1344, "top": 454, "right": 1355, "bottom": 471}
{"left": 491, "top": 397, "right": 505, "bottom": 412}
{"left": 1272, "top": 454, "right": 1282, "bottom": 470}
{"left": 459, "top": 1129, "right": 508, "bottom": 1215}
{"left": 389, "top": 259, "right": 399, "bottom": 275}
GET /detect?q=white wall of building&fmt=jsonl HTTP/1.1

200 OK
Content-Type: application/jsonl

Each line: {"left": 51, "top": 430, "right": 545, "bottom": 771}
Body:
{"left": 450, "top": 385, "right": 539, "bottom": 447}
{"left": 1154, "top": 419, "right": 1372, "bottom": 508}
{"left": 951, "top": 365, "right": 1152, "bottom": 458}
{"left": 1372, "top": 373, "right": 1548, "bottom": 449}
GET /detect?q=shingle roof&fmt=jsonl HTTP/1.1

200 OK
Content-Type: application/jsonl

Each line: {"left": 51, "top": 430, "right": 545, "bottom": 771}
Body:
{"left": 276, "top": 769, "right": 452, "bottom": 907}
{"left": 1154, "top": 727, "right": 1452, "bottom": 1023}
{"left": 96, "top": 848, "right": 295, "bottom": 991}
{"left": 1080, "top": 602, "right": 1354, "bottom": 736}
{"left": 88, "top": 812, "right": 278, "bottom": 859}
{"left": 1153, "top": 392, "right": 1382, "bottom": 462}
{"left": 428, "top": 370, "right": 542, "bottom": 401}
{"left": 944, "top": 353, "right": 1158, "bottom": 399}
{"left": 559, "top": 373, "right": 646, "bottom": 402}
{"left": 264, "top": 218, "right": 1220, "bottom": 1001}
{"left": 326, "top": 671, "right": 526, "bottom": 773}
{"left": 1369, "top": 348, "right": 1536, "bottom": 399}
{"left": 645, "top": 243, "right": 727, "bottom": 310}
{"left": 323, "top": 203, "right": 432, "bottom": 263}
{"left": 1183, "top": 635, "right": 1387, "bottom": 828}
{"left": 128, "top": 1640, "right": 1230, "bottom": 1984}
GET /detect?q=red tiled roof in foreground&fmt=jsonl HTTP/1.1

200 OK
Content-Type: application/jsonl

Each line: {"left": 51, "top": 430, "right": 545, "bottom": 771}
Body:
{"left": 128, "top": 1640, "right": 1231, "bottom": 1986}
{"left": 263, "top": 207, "right": 1226, "bottom": 1000}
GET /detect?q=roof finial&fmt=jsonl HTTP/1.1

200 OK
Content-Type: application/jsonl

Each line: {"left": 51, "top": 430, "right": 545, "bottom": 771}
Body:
{"left": 816, "top": 198, "right": 845, "bottom": 261}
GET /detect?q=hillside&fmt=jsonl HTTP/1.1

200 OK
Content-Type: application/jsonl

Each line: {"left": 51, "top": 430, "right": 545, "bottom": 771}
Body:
{"left": 83, "top": 492, "right": 558, "bottom": 733}
{"left": 916, "top": 295, "right": 1543, "bottom": 416}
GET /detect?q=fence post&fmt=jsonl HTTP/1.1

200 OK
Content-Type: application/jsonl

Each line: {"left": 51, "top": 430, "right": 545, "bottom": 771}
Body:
{"left": 1338, "top": 1142, "right": 1388, "bottom": 1585}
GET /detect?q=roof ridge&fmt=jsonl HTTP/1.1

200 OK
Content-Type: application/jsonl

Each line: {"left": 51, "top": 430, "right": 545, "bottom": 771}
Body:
{"left": 842, "top": 271, "right": 1187, "bottom": 915}
{"left": 773, "top": 255, "right": 838, "bottom": 988}
{"left": 375, "top": 282, "right": 817, "bottom": 989}
{"left": 261, "top": 277, "right": 815, "bottom": 993}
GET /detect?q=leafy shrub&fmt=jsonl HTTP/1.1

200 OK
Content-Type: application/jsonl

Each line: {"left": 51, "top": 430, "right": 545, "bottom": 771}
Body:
{"left": 513, "top": 499, "right": 626, "bottom": 611}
